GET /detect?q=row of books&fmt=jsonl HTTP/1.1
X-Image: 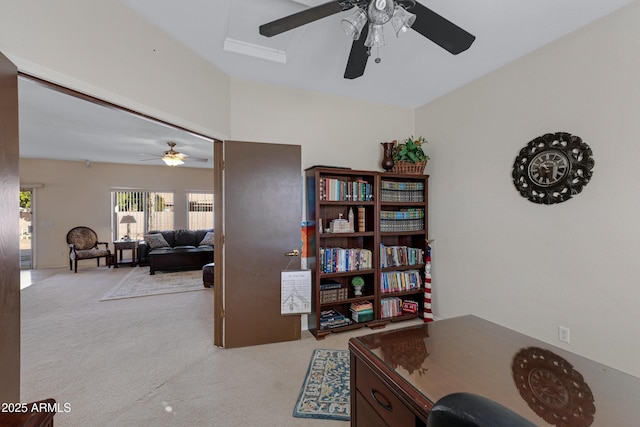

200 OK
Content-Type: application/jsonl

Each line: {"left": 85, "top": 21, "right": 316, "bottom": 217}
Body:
{"left": 380, "top": 297, "right": 420, "bottom": 318}
{"left": 319, "top": 309, "right": 352, "bottom": 330}
{"left": 380, "top": 181, "right": 425, "bottom": 191}
{"left": 380, "top": 270, "right": 421, "bottom": 293}
{"left": 319, "top": 279, "right": 347, "bottom": 303}
{"left": 380, "top": 297, "right": 404, "bottom": 319}
{"left": 380, "top": 208, "right": 425, "bottom": 220}
{"left": 380, "top": 244, "right": 424, "bottom": 268}
{"left": 319, "top": 177, "right": 374, "bottom": 202}
{"left": 381, "top": 189, "right": 424, "bottom": 203}
{"left": 319, "top": 247, "right": 373, "bottom": 273}
{"left": 380, "top": 219, "right": 424, "bottom": 232}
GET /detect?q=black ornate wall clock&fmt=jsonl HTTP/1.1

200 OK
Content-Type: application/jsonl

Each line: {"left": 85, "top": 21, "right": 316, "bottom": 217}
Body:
{"left": 512, "top": 132, "right": 594, "bottom": 205}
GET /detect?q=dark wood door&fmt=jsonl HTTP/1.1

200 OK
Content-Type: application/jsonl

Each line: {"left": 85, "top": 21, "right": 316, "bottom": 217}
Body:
{"left": 0, "top": 51, "right": 21, "bottom": 401}
{"left": 222, "top": 140, "right": 302, "bottom": 348}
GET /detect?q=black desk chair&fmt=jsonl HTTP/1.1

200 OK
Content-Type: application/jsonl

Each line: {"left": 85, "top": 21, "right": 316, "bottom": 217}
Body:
{"left": 427, "top": 392, "right": 537, "bottom": 427}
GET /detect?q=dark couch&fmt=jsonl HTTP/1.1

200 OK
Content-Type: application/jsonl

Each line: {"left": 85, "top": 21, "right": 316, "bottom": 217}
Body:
{"left": 138, "top": 229, "right": 213, "bottom": 275}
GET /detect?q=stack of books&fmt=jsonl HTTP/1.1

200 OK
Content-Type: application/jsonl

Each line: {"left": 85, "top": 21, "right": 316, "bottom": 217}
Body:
{"left": 319, "top": 309, "right": 351, "bottom": 330}
{"left": 350, "top": 301, "right": 373, "bottom": 323}
{"left": 319, "top": 280, "right": 347, "bottom": 303}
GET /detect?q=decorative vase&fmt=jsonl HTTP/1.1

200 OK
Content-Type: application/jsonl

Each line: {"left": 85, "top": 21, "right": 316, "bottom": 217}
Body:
{"left": 354, "top": 285, "right": 363, "bottom": 296}
{"left": 381, "top": 142, "right": 394, "bottom": 171}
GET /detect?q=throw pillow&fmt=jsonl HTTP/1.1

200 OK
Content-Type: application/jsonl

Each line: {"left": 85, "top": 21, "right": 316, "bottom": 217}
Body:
{"left": 200, "top": 231, "right": 215, "bottom": 246}
{"left": 145, "top": 233, "right": 170, "bottom": 249}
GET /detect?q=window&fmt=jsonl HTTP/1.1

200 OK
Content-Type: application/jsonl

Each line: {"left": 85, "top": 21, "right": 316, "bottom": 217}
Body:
{"left": 188, "top": 192, "right": 213, "bottom": 230}
{"left": 112, "top": 190, "right": 174, "bottom": 240}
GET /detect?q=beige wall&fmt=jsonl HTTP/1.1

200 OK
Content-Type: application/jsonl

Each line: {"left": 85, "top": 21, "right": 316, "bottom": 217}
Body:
{"left": 20, "top": 159, "right": 213, "bottom": 269}
{"left": 229, "top": 78, "right": 414, "bottom": 170}
{"left": 415, "top": 1, "right": 640, "bottom": 376}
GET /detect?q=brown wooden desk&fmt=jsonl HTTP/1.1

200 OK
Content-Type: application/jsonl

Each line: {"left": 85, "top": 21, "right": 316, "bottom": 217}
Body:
{"left": 349, "top": 315, "right": 640, "bottom": 427}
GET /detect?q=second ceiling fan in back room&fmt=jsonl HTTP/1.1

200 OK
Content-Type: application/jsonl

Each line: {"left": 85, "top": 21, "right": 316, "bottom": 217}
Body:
{"left": 259, "top": 0, "right": 476, "bottom": 79}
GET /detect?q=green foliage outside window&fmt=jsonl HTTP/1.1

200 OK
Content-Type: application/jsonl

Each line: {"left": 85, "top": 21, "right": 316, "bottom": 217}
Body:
{"left": 20, "top": 191, "right": 31, "bottom": 210}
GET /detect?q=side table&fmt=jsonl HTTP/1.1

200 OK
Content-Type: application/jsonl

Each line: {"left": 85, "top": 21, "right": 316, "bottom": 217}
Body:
{"left": 114, "top": 240, "right": 138, "bottom": 268}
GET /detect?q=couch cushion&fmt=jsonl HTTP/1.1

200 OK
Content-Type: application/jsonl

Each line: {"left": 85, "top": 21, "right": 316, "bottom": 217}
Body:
{"left": 199, "top": 231, "right": 215, "bottom": 246}
{"left": 160, "top": 230, "right": 176, "bottom": 247}
{"left": 174, "top": 229, "right": 197, "bottom": 247}
{"left": 145, "top": 233, "right": 171, "bottom": 249}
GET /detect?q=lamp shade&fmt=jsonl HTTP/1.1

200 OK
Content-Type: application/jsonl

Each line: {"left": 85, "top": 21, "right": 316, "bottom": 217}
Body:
{"left": 120, "top": 215, "right": 137, "bottom": 224}
{"left": 365, "top": 24, "right": 385, "bottom": 48}
{"left": 391, "top": 5, "right": 416, "bottom": 37}
{"left": 341, "top": 7, "right": 368, "bottom": 40}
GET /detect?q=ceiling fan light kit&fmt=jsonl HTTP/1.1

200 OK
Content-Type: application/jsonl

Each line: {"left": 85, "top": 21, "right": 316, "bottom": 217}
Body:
{"left": 139, "top": 142, "right": 208, "bottom": 167}
{"left": 162, "top": 156, "right": 185, "bottom": 167}
{"left": 259, "top": 0, "right": 476, "bottom": 79}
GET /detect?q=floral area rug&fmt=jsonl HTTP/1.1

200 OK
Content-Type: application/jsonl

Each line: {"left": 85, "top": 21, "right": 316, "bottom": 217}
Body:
{"left": 293, "top": 348, "right": 350, "bottom": 421}
{"left": 100, "top": 267, "right": 205, "bottom": 301}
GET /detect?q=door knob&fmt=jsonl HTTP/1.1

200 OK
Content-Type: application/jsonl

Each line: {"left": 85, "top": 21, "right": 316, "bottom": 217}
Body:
{"left": 285, "top": 249, "right": 300, "bottom": 257}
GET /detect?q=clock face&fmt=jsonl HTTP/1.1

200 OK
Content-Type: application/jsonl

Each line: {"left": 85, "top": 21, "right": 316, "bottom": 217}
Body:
{"left": 527, "top": 150, "right": 570, "bottom": 187}
{"left": 512, "top": 132, "right": 594, "bottom": 205}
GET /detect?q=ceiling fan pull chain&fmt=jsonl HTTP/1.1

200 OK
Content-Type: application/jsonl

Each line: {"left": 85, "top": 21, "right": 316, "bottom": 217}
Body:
{"left": 375, "top": 47, "right": 382, "bottom": 63}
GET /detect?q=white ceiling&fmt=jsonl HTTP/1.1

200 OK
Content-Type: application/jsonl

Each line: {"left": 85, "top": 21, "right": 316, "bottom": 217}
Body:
{"left": 19, "top": 78, "right": 214, "bottom": 168}
{"left": 18, "top": 0, "right": 635, "bottom": 167}
{"left": 123, "top": 0, "right": 634, "bottom": 108}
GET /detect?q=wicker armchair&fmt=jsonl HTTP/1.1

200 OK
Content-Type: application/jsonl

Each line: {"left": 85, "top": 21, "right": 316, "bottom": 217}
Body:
{"left": 66, "top": 226, "right": 111, "bottom": 273}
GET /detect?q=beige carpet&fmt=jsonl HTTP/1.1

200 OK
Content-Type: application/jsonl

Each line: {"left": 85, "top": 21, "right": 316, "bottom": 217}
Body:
{"left": 19, "top": 267, "right": 422, "bottom": 426}
{"left": 100, "top": 267, "right": 205, "bottom": 301}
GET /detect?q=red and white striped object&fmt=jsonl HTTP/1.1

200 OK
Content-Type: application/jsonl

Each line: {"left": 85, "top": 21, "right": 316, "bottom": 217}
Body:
{"left": 423, "top": 243, "right": 433, "bottom": 322}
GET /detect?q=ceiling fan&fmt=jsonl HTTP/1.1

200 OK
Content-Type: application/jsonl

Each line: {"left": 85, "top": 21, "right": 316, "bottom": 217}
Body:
{"left": 259, "top": 0, "right": 475, "bottom": 79}
{"left": 139, "top": 142, "right": 208, "bottom": 167}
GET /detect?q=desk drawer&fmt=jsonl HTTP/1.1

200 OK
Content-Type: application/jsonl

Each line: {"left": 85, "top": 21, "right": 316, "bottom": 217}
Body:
{"left": 355, "top": 358, "right": 415, "bottom": 427}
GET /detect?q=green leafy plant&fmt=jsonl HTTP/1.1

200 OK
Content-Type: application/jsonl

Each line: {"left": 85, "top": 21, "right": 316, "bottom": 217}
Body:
{"left": 393, "top": 136, "right": 430, "bottom": 164}
{"left": 351, "top": 276, "right": 365, "bottom": 287}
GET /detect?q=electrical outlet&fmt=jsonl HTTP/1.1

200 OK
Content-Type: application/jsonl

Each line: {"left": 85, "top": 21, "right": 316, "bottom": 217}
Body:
{"left": 558, "top": 326, "right": 570, "bottom": 343}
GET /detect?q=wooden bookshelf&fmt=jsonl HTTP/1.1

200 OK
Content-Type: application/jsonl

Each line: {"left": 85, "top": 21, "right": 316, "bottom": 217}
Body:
{"left": 305, "top": 167, "right": 429, "bottom": 339}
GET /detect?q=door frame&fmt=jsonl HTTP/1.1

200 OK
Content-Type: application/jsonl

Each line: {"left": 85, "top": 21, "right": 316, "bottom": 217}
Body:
{"left": 0, "top": 50, "right": 21, "bottom": 402}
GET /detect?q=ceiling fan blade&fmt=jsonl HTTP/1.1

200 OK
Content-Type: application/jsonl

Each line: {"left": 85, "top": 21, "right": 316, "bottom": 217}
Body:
{"left": 186, "top": 157, "right": 208, "bottom": 163}
{"left": 344, "top": 24, "right": 369, "bottom": 79}
{"left": 410, "top": 2, "right": 475, "bottom": 55}
{"left": 259, "top": 1, "right": 346, "bottom": 37}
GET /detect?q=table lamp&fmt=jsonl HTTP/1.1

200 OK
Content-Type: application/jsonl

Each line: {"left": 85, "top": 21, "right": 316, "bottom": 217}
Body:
{"left": 119, "top": 215, "right": 136, "bottom": 240}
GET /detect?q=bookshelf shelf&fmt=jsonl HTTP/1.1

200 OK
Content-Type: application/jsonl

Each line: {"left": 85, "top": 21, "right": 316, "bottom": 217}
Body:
{"left": 319, "top": 231, "right": 375, "bottom": 239}
{"left": 305, "top": 167, "right": 429, "bottom": 339}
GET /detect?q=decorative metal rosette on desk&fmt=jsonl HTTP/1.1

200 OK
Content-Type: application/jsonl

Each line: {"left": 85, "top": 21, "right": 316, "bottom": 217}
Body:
{"left": 512, "top": 347, "right": 595, "bottom": 427}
